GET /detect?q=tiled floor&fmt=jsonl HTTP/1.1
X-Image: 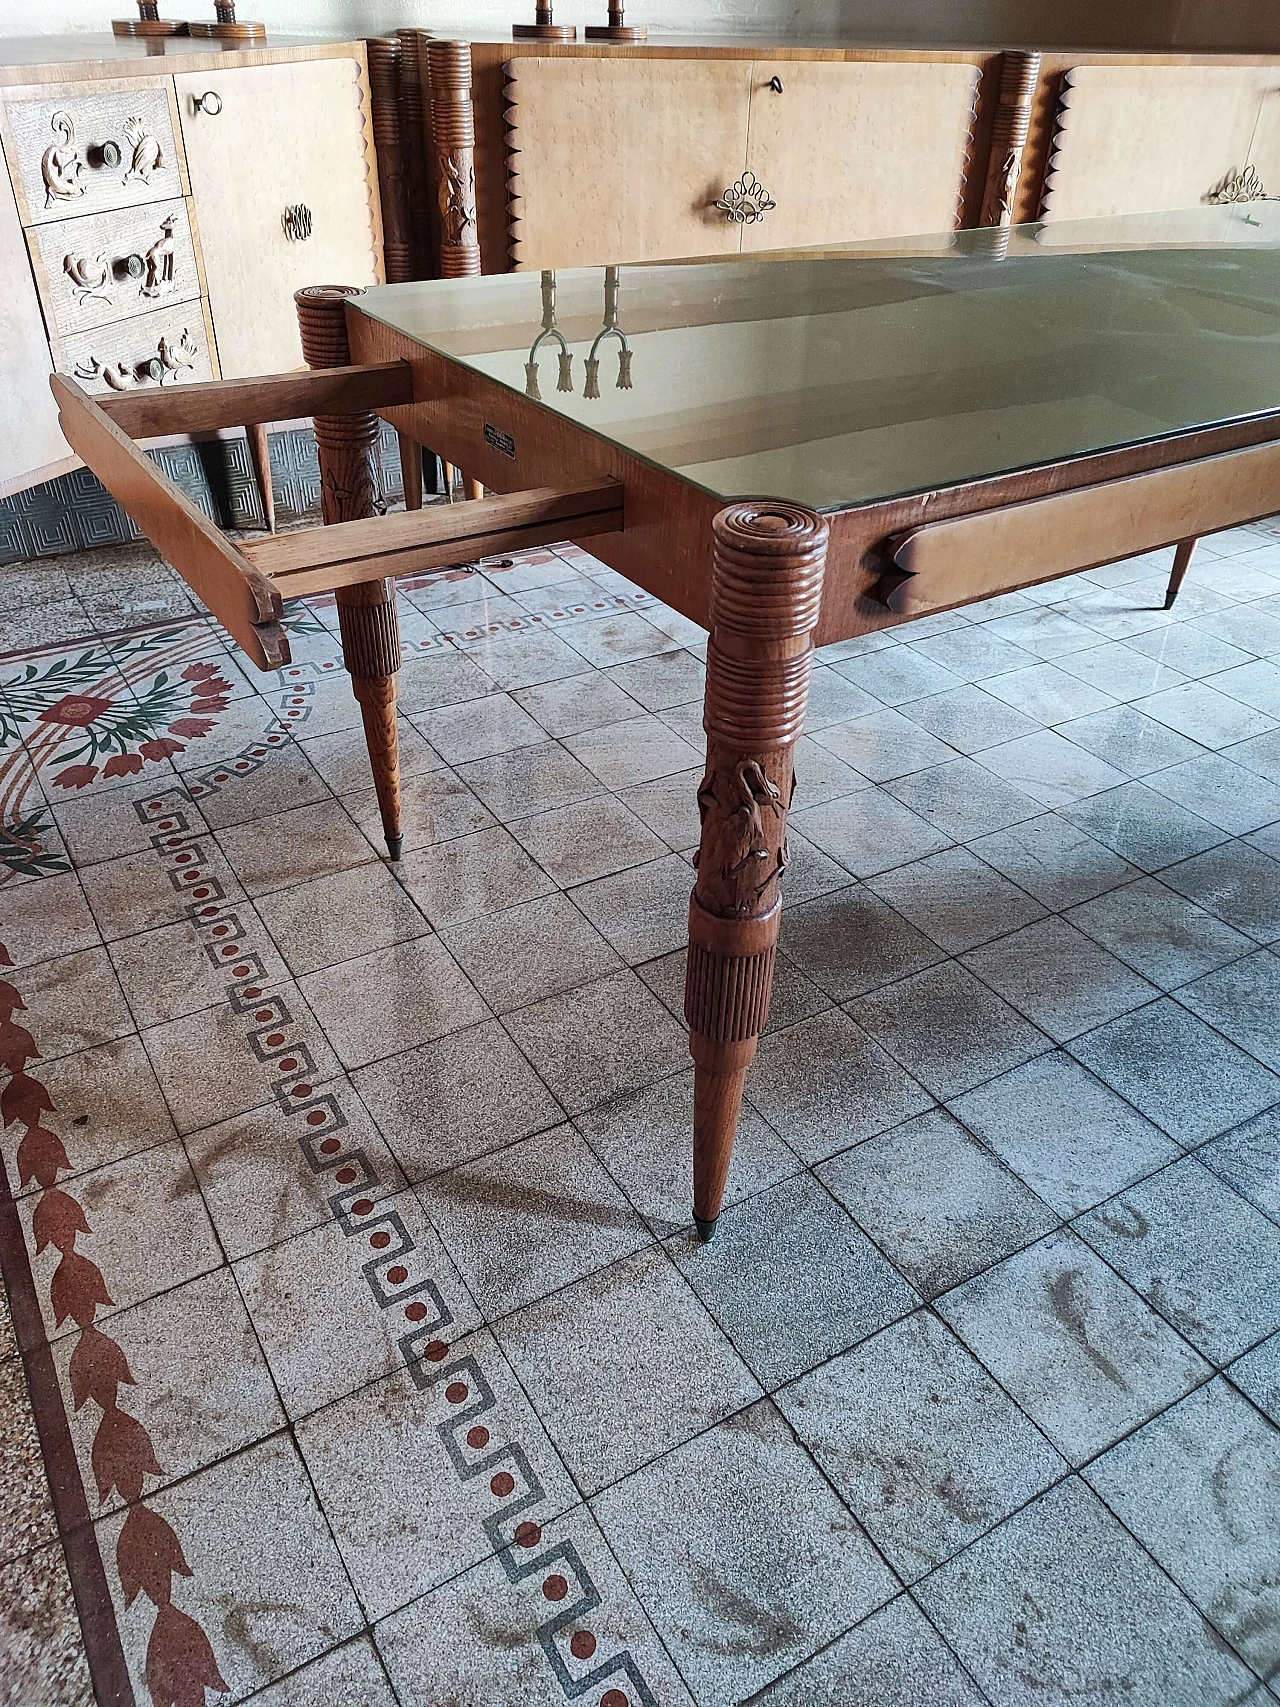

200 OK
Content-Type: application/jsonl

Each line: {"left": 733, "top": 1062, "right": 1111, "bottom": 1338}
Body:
{"left": 1, "top": 521, "right": 1279, "bottom": 1706}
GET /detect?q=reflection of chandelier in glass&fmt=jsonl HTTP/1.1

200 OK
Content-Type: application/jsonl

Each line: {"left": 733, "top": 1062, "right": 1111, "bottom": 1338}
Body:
{"left": 583, "top": 266, "right": 632, "bottom": 400}
{"left": 525, "top": 270, "right": 573, "bottom": 400}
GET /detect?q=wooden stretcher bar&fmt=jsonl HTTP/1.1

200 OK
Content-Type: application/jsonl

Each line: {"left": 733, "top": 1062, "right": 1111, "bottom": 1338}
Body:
{"left": 92, "top": 362, "right": 416, "bottom": 440}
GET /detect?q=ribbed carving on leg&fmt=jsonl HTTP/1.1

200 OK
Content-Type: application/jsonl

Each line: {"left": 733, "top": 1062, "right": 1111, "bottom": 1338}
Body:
{"left": 702, "top": 645, "right": 813, "bottom": 750}
{"left": 685, "top": 941, "right": 776, "bottom": 1042}
{"left": 337, "top": 596, "right": 401, "bottom": 679}
{"left": 710, "top": 503, "right": 827, "bottom": 640}
{"left": 294, "top": 284, "right": 364, "bottom": 368}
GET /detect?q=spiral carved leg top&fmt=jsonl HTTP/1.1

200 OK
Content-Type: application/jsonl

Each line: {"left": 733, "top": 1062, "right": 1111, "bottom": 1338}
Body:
{"left": 294, "top": 285, "right": 404, "bottom": 860}
{"left": 684, "top": 502, "right": 829, "bottom": 1241}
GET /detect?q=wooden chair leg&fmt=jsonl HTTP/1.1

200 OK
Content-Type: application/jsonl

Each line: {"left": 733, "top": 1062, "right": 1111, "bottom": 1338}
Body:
{"left": 464, "top": 474, "right": 484, "bottom": 502}
{"left": 295, "top": 284, "right": 404, "bottom": 860}
{"left": 397, "top": 430, "right": 423, "bottom": 511}
{"left": 684, "top": 502, "right": 828, "bottom": 1241}
{"left": 1164, "top": 538, "right": 1197, "bottom": 609}
{"left": 245, "top": 421, "right": 276, "bottom": 533}
{"left": 442, "top": 460, "right": 457, "bottom": 501}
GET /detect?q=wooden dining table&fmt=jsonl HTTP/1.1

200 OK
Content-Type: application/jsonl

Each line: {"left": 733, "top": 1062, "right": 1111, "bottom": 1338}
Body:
{"left": 53, "top": 203, "right": 1280, "bottom": 1242}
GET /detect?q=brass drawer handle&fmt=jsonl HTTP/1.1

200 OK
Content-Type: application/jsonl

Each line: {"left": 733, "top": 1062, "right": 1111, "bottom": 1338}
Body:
{"left": 282, "top": 203, "right": 312, "bottom": 242}
{"left": 192, "top": 90, "right": 223, "bottom": 116}
{"left": 715, "top": 170, "right": 776, "bottom": 224}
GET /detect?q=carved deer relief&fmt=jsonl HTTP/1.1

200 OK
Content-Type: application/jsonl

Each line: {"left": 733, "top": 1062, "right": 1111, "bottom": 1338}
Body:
{"left": 142, "top": 216, "right": 177, "bottom": 297}
{"left": 42, "top": 112, "right": 86, "bottom": 207}
{"left": 123, "top": 117, "right": 165, "bottom": 186}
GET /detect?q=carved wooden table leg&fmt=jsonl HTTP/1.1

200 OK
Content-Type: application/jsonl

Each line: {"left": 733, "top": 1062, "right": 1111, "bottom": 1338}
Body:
{"left": 398, "top": 432, "right": 424, "bottom": 511}
{"left": 685, "top": 502, "right": 828, "bottom": 1241}
{"left": 1163, "top": 537, "right": 1197, "bottom": 609}
{"left": 295, "top": 284, "right": 404, "bottom": 860}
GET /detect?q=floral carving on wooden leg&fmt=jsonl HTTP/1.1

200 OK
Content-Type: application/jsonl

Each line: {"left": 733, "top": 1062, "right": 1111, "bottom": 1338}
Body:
{"left": 684, "top": 501, "right": 828, "bottom": 1241}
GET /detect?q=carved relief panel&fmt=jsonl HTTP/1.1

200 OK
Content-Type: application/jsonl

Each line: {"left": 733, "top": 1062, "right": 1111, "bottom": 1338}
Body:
{"left": 27, "top": 197, "right": 202, "bottom": 339}
{"left": 0, "top": 82, "right": 185, "bottom": 226}
{"left": 56, "top": 299, "right": 215, "bottom": 396}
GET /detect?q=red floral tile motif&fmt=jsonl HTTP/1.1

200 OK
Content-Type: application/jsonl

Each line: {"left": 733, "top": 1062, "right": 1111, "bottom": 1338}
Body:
{"left": 0, "top": 938, "right": 229, "bottom": 1707}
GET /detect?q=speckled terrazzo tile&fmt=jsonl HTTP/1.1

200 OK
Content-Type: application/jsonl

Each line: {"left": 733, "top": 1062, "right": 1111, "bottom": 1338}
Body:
{"left": 510, "top": 666, "right": 644, "bottom": 737}
{"left": 297, "top": 935, "right": 489, "bottom": 1071}
{"left": 1200, "top": 1107, "right": 1280, "bottom": 1223}
{"left": 107, "top": 905, "right": 290, "bottom": 1028}
{"left": 345, "top": 763, "right": 494, "bottom": 855}
{"left": 562, "top": 713, "right": 701, "bottom": 791}
{"left": 50, "top": 1267, "right": 284, "bottom": 1515}
{"left": 896, "top": 681, "right": 1043, "bottom": 755}
{"left": 820, "top": 1108, "right": 1059, "bottom": 1298}
{"left": 949, "top": 1052, "right": 1178, "bottom": 1218}
{"left": 0, "top": 1542, "right": 94, "bottom": 1707}
{"left": 507, "top": 792, "right": 667, "bottom": 885}
{"left": 789, "top": 788, "right": 951, "bottom": 878}
{"left": 185, "top": 1078, "right": 409, "bottom": 1260}
{"left": 0, "top": 869, "right": 99, "bottom": 967}
{"left": 96, "top": 1431, "right": 363, "bottom": 1704}
{"left": 213, "top": 798, "right": 376, "bottom": 897}
{"left": 915, "top": 1477, "right": 1257, "bottom": 1707}
{"left": 1084, "top": 1378, "right": 1280, "bottom": 1683}
{"left": 967, "top": 811, "right": 1142, "bottom": 910}
{"left": 496, "top": 1244, "right": 760, "bottom": 1495}
{"left": 0, "top": 1354, "right": 58, "bottom": 1564}
{"left": 441, "top": 891, "right": 622, "bottom": 1014}
{"left": 850, "top": 960, "right": 1048, "bottom": 1102}
{"left": 246, "top": 1638, "right": 398, "bottom": 1706}
{"left": 353, "top": 1019, "right": 563, "bottom": 1181}
{"left": 1076, "top": 1159, "right": 1280, "bottom": 1366}
{"left": 235, "top": 1184, "right": 480, "bottom": 1418}
{"left": 417, "top": 1123, "right": 650, "bottom": 1318}
{"left": 960, "top": 914, "right": 1158, "bottom": 1043}
{"left": 396, "top": 825, "right": 556, "bottom": 930}
{"left": 884, "top": 755, "right": 1043, "bottom": 842}
{"left": 935, "top": 1229, "right": 1210, "bottom": 1465}
{"left": 1228, "top": 1334, "right": 1280, "bottom": 1424}
{"left": 18, "top": 1138, "right": 222, "bottom": 1346}
{"left": 374, "top": 1505, "right": 696, "bottom": 1707}
{"left": 866, "top": 846, "right": 1045, "bottom": 955}
{"left": 253, "top": 859, "right": 430, "bottom": 979}
{"left": 1069, "top": 999, "right": 1280, "bottom": 1147}
{"left": 777, "top": 1310, "right": 1065, "bottom": 1583}
{"left": 1067, "top": 875, "right": 1253, "bottom": 990}
{"left": 779, "top": 885, "right": 942, "bottom": 1001}
{"left": 77, "top": 837, "right": 248, "bottom": 941}
{"left": 746, "top": 1007, "right": 934, "bottom": 1163}
{"left": 569, "top": 851, "right": 693, "bottom": 965}
{"left": 592, "top": 1399, "right": 898, "bottom": 1707}
{"left": 9, "top": 944, "right": 133, "bottom": 1060}
{"left": 575, "top": 1068, "right": 798, "bottom": 1237}
{"left": 295, "top": 1330, "right": 578, "bottom": 1620}
{"left": 753, "top": 1594, "right": 987, "bottom": 1706}
{"left": 1159, "top": 839, "right": 1280, "bottom": 943}
{"left": 49, "top": 773, "right": 210, "bottom": 867}
{"left": 831, "top": 642, "right": 964, "bottom": 706}
{"left": 415, "top": 690, "right": 545, "bottom": 765}
{"left": 618, "top": 764, "right": 704, "bottom": 850}
{"left": 670, "top": 1171, "right": 918, "bottom": 1387}
{"left": 1178, "top": 949, "right": 1280, "bottom": 1072}
{"left": 501, "top": 969, "right": 686, "bottom": 1117}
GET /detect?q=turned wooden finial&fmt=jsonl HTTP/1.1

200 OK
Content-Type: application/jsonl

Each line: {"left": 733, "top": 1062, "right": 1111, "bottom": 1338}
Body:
{"left": 586, "top": 0, "right": 647, "bottom": 42}
{"left": 113, "top": 0, "right": 188, "bottom": 37}
{"left": 513, "top": 0, "right": 577, "bottom": 42}
{"left": 189, "top": 0, "right": 266, "bottom": 41}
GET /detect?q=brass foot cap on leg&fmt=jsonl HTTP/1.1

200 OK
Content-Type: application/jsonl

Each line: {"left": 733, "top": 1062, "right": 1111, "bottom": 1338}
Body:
{"left": 386, "top": 835, "right": 404, "bottom": 862}
{"left": 693, "top": 1214, "right": 718, "bottom": 1244}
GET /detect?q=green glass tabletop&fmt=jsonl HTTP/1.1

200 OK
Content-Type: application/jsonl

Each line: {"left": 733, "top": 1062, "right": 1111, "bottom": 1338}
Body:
{"left": 354, "top": 204, "right": 1280, "bottom": 512}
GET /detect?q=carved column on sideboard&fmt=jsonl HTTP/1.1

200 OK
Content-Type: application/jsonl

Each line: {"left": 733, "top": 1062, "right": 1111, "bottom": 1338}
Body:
{"left": 426, "top": 39, "right": 482, "bottom": 279}
{"left": 513, "top": 1, "right": 577, "bottom": 41}
{"left": 368, "top": 36, "right": 415, "bottom": 285}
{"left": 294, "top": 284, "right": 404, "bottom": 861}
{"left": 685, "top": 502, "right": 828, "bottom": 1242}
{"left": 979, "top": 48, "right": 1042, "bottom": 229}
{"left": 396, "top": 26, "right": 436, "bottom": 280}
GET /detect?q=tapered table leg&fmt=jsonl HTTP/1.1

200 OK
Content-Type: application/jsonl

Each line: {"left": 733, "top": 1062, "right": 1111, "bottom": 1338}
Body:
{"left": 398, "top": 431, "right": 424, "bottom": 511}
{"left": 1164, "top": 538, "right": 1197, "bottom": 609}
{"left": 685, "top": 502, "right": 828, "bottom": 1241}
{"left": 245, "top": 422, "right": 276, "bottom": 533}
{"left": 295, "top": 284, "right": 404, "bottom": 860}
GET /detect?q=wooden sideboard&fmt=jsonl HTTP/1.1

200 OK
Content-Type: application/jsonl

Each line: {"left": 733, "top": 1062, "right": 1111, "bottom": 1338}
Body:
{"left": 392, "top": 36, "right": 1280, "bottom": 276}
{"left": 0, "top": 36, "right": 384, "bottom": 499}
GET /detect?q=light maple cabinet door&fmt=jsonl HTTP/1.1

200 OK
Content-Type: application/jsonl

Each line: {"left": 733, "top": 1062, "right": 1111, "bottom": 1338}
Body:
{"left": 0, "top": 162, "right": 67, "bottom": 496}
{"left": 174, "top": 57, "right": 380, "bottom": 378}
{"left": 505, "top": 58, "right": 753, "bottom": 268}
{"left": 740, "top": 61, "right": 980, "bottom": 252}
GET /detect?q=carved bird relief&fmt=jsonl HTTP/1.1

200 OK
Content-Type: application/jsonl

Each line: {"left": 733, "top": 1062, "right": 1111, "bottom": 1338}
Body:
{"left": 695, "top": 758, "right": 788, "bottom": 913}
{"left": 63, "top": 251, "right": 112, "bottom": 307}
{"left": 73, "top": 355, "right": 138, "bottom": 391}
{"left": 122, "top": 117, "right": 164, "bottom": 186}
{"left": 142, "top": 215, "right": 177, "bottom": 297}
{"left": 158, "top": 327, "right": 196, "bottom": 382}
{"left": 42, "top": 112, "right": 86, "bottom": 207}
